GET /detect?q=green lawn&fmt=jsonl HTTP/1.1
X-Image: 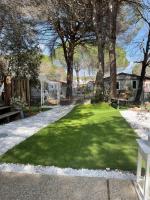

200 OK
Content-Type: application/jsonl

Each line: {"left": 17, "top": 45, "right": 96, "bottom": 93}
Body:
{"left": 0, "top": 103, "right": 138, "bottom": 171}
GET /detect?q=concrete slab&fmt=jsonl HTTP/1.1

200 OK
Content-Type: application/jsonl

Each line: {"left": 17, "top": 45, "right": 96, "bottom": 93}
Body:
{"left": 0, "top": 172, "right": 108, "bottom": 200}
{"left": 109, "top": 179, "right": 138, "bottom": 200}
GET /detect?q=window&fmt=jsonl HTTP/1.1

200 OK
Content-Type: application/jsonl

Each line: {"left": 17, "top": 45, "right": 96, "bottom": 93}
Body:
{"left": 116, "top": 81, "right": 120, "bottom": 90}
{"left": 132, "top": 80, "right": 137, "bottom": 89}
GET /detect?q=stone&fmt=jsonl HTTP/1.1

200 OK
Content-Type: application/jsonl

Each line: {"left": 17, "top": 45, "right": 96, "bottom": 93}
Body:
{"left": 109, "top": 179, "right": 138, "bottom": 200}
{"left": 0, "top": 172, "right": 108, "bottom": 200}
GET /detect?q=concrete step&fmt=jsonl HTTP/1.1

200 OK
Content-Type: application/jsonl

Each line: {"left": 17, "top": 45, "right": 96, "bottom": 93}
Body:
{"left": 0, "top": 172, "right": 139, "bottom": 200}
{"left": 109, "top": 179, "right": 138, "bottom": 200}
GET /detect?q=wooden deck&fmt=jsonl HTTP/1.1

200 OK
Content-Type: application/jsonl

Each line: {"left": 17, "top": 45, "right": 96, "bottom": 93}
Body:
{"left": 0, "top": 106, "right": 11, "bottom": 111}
{"left": 0, "top": 105, "right": 21, "bottom": 123}
{"left": 0, "top": 110, "right": 21, "bottom": 120}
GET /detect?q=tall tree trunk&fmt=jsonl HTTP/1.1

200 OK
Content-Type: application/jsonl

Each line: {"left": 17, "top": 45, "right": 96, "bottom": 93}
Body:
{"left": 135, "top": 62, "right": 146, "bottom": 103}
{"left": 109, "top": 0, "right": 118, "bottom": 99}
{"left": 92, "top": 0, "right": 105, "bottom": 102}
{"left": 61, "top": 40, "right": 74, "bottom": 100}
{"left": 135, "top": 28, "right": 150, "bottom": 103}
{"left": 66, "top": 56, "right": 73, "bottom": 99}
{"left": 95, "top": 40, "right": 105, "bottom": 101}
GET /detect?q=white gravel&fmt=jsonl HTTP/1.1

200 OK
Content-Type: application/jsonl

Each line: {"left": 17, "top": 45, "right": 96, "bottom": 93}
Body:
{"left": 0, "top": 163, "right": 136, "bottom": 180}
{"left": 0, "top": 107, "right": 138, "bottom": 181}
{"left": 0, "top": 105, "right": 74, "bottom": 155}
{"left": 120, "top": 110, "right": 150, "bottom": 140}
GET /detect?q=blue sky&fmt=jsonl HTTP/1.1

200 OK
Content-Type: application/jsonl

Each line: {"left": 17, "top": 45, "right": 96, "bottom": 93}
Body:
{"left": 125, "top": 0, "right": 150, "bottom": 62}
{"left": 39, "top": 1, "right": 150, "bottom": 66}
{"left": 126, "top": 25, "right": 148, "bottom": 62}
{"left": 40, "top": 31, "right": 148, "bottom": 61}
{"left": 40, "top": 25, "right": 149, "bottom": 64}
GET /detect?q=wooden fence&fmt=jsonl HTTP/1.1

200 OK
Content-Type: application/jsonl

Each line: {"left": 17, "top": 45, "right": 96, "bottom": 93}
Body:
{"left": 3, "top": 76, "right": 30, "bottom": 106}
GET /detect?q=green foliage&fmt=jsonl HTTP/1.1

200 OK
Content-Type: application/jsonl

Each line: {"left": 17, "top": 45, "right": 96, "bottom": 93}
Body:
{"left": 10, "top": 96, "right": 27, "bottom": 109}
{"left": 132, "top": 64, "right": 141, "bottom": 75}
{"left": 0, "top": 103, "right": 137, "bottom": 171}
{"left": 91, "top": 96, "right": 102, "bottom": 104}
{"left": 0, "top": 9, "right": 41, "bottom": 82}
{"left": 23, "top": 106, "right": 51, "bottom": 116}
{"left": 116, "top": 47, "right": 129, "bottom": 67}
{"left": 9, "top": 48, "right": 41, "bottom": 81}
{"left": 40, "top": 55, "right": 66, "bottom": 81}
{"left": 54, "top": 44, "right": 128, "bottom": 71}
{"left": 105, "top": 47, "right": 129, "bottom": 69}
{"left": 41, "top": 55, "right": 52, "bottom": 63}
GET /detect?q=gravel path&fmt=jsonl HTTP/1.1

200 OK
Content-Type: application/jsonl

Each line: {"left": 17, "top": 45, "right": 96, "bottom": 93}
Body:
{"left": 0, "top": 172, "right": 138, "bottom": 200}
{"left": 120, "top": 110, "right": 150, "bottom": 140}
{"left": 0, "top": 105, "right": 74, "bottom": 155}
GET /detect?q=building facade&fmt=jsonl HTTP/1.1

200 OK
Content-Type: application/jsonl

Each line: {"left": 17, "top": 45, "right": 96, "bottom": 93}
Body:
{"left": 105, "top": 73, "right": 150, "bottom": 101}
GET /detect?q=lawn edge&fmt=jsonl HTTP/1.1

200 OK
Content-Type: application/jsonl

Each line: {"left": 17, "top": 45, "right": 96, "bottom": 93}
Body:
{"left": 0, "top": 163, "right": 136, "bottom": 180}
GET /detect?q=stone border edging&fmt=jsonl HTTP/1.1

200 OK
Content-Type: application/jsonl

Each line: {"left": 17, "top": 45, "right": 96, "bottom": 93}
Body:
{"left": 0, "top": 163, "right": 136, "bottom": 180}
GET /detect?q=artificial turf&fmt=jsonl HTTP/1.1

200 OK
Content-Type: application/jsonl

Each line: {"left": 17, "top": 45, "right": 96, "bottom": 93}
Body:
{"left": 0, "top": 103, "right": 138, "bottom": 171}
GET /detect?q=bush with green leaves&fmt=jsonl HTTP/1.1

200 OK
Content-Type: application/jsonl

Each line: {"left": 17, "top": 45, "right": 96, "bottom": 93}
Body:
{"left": 10, "top": 96, "right": 27, "bottom": 109}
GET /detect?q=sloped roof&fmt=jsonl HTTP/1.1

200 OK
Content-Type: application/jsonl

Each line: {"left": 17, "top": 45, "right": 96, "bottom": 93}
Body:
{"left": 104, "top": 72, "right": 150, "bottom": 80}
{"left": 118, "top": 72, "right": 150, "bottom": 80}
{"left": 104, "top": 62, "right": 150, "bottom": 80}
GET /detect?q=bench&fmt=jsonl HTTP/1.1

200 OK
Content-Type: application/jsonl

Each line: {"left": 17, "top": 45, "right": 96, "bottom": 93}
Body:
{"left": 111, "top": 98, "right": 129, "bottom": 109}
{"left": 60, "top": 99, "right": 73, "bottom": 105}
{"left": 0, "top": 111, "right": 21, "bottom": 122}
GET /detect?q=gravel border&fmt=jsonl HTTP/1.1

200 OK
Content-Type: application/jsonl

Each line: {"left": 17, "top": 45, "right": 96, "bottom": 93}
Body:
{"left": 0, "top": 163, "right": 136, "bottom": 180}
{"left": 0, "top": 108, "right": 137, "bottom": 181}
{"left": 0, "top": 105, "right": 74, "bottom": 155}
{"left": 120, "top": 110, "right": 150, "bottom": 140}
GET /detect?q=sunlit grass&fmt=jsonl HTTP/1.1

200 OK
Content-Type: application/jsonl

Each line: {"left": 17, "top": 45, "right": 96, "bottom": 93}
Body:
{"left": 0, "top": 103, "right": 138, "bottom": 171}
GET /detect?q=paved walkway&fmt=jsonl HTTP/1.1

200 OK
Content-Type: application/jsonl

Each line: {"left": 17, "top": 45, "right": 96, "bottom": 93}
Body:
{"left": 0, "top": 172, "right": 138, "bottom": 200}
{"left": 0, "top": 105, "right": 74, "bottom": 155}
{"left": 120, "top": 110, "right": 150, "bottom": 140}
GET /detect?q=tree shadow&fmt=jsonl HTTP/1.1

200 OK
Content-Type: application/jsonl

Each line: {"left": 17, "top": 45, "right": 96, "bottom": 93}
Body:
{"left": 0, "top": 106, "right": 138, "bottom": 172}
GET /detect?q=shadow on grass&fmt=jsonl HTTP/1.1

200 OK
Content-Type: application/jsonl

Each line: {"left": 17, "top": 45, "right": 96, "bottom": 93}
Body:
{"left": 0, "top": 104, "right": 138, "bottom": 172}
